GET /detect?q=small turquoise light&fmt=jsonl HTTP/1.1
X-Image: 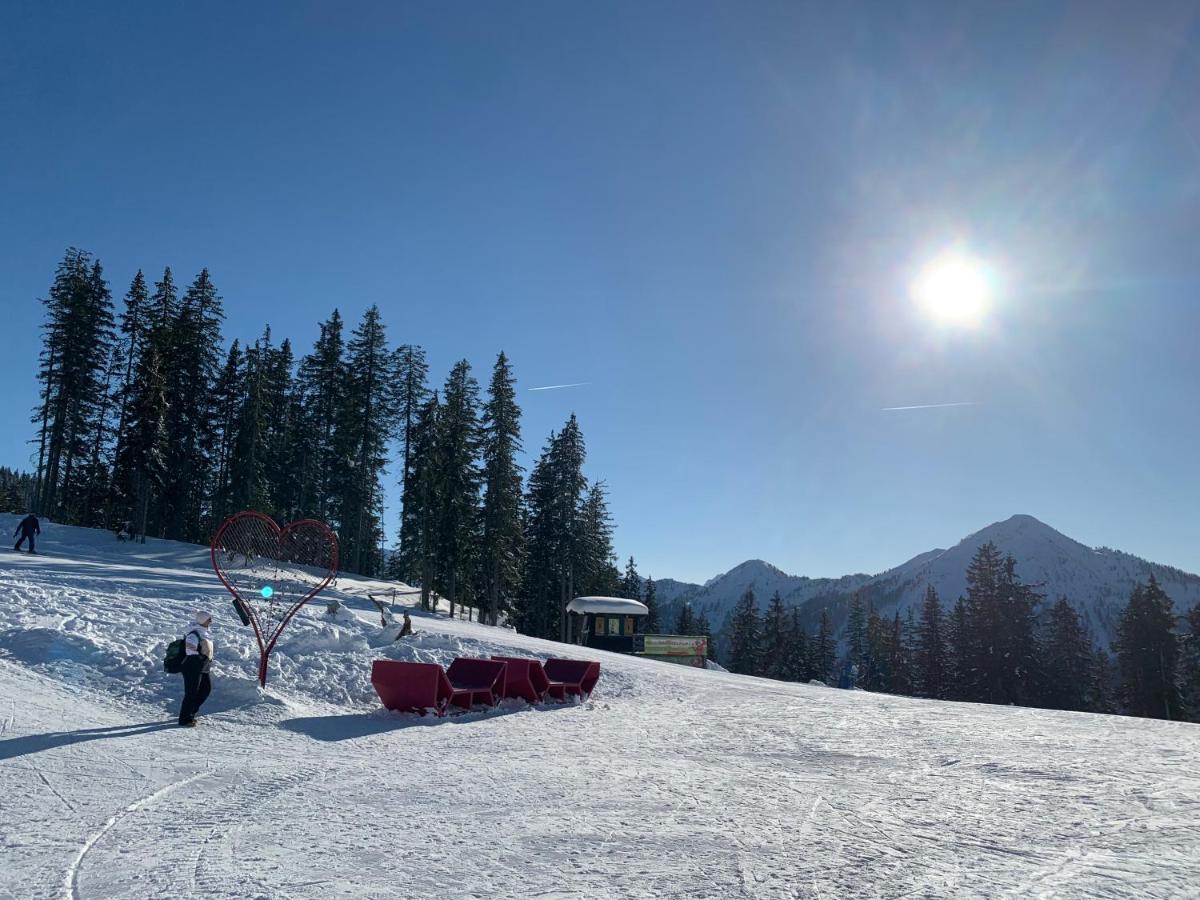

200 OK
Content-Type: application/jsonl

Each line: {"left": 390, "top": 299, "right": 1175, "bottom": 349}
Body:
{"left": 260, "top": 585, "right": 274, "bottom": 599}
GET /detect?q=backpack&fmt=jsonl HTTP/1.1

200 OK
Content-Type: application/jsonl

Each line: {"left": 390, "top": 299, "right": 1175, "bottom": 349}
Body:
{"left": 164, "top": 629, "right": 200, "bottom": 674}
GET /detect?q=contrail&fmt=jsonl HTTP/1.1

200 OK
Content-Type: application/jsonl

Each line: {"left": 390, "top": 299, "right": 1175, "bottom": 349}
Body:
{"left": 882, "top": 401, "right": 976, "bottom": 411}
{"left": 528, "top": 382, "right": 591, "bottom": 392}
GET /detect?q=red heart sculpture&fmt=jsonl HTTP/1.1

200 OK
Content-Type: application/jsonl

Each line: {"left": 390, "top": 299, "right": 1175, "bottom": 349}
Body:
{"left": 210, "top": 511, "right": 339, "bottom": 686}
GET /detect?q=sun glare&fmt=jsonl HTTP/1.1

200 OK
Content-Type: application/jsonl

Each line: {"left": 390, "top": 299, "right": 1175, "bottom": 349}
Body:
{"left": 911, "top": 253, "right": 992, "bottom": 327}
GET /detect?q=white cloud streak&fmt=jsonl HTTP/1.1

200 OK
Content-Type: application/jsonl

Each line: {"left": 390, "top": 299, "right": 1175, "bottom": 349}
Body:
{"left": 881, "top": 401, "right": 976, "bottom": 411}
{"left": 527, "top": 382, "right": 591, "bottom": 392}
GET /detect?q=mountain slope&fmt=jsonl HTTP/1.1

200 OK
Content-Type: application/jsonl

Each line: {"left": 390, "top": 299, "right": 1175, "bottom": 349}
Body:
{"left": 664, "top": 515, "right": 1200, "bottom": 647}
{"left": 851, "top": 515, "right": 1200, "bottom": 646}
{"left": 2, "top": 519, "right": 1198, "bottom": 898}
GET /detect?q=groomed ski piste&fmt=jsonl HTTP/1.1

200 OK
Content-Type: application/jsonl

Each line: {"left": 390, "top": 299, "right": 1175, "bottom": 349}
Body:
{"left": 1, "top": 515, "right": 1197, "bottom": 899}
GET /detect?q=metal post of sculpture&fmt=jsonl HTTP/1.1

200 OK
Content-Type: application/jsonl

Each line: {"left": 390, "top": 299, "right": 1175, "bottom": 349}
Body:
{"left": 210, "top": 511, "right": 339, "bottom": 687}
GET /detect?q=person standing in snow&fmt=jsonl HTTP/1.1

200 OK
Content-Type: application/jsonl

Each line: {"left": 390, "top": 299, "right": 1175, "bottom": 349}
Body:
{"left": 398, "top": 612, "right": 413, "bottom": 638}
{"left": 178, "top": 610, "right": 215, "bottom": 727}
{"left": 13, "top": 513, "right": 40, "bottom": 553}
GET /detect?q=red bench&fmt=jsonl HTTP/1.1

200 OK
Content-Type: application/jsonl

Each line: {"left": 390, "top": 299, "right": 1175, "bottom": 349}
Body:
{"left": 543, "top": 658, "right": 601, "bottom": 702}
{"left": 371, "top": 660, "right": 454, "bottom": 717}
{"left": 492, "top": 655, "right": 551, "bottom": 703}
{"left": 445, "top": 658, "right": 507, "bottom": 711}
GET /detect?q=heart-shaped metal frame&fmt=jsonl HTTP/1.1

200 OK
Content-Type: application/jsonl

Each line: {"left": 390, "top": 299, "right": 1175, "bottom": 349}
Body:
{"left": 210, "top": 511, "right": 339, "bottom": 686}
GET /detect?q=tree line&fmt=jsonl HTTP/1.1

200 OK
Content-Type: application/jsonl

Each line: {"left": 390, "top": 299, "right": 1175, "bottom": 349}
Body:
{"left": 27, "top": 247, "right": 626, "bottom": 638}
{"left": 721, "top": 541, "right": 1200, "bottom": 723}
{"left": 0, "top": 467, "right": 36, "bottom": 514}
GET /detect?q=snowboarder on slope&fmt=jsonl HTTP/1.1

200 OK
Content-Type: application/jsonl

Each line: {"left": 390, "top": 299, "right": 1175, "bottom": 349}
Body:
{"left": 13, "top": 513, "right": 40, "bottom": 553}
{"left": 178, "top": 610, "right": 215, "bottom": 727}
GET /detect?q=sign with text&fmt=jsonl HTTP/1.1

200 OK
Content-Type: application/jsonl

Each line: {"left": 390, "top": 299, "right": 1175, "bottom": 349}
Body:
{"left": 634, "top": 634, "right": 707, "bottom": 658}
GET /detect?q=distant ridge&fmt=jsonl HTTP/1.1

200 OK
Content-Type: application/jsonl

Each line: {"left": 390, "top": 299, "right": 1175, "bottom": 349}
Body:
{"left": 656, "top": 515, "right": 1200, "bottom": 647}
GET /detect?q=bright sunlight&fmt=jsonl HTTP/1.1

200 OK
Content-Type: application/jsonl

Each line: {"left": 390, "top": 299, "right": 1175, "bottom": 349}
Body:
{"left": 911, "top": 252, "right": 993, "bottom": 327}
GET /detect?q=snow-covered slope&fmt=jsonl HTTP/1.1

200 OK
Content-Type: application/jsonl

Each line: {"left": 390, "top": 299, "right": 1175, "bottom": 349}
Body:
{"left": 2, "top": 519, "right": 1199, "bottom": 898}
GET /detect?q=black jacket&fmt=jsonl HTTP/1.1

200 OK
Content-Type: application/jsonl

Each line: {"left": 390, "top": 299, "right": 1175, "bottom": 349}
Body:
{"left": 15, "top": 515, "right": 40, "bottom": 536}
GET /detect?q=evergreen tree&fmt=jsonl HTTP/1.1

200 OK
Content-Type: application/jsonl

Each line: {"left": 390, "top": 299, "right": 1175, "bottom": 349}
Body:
{"left": 620, "top": 556, "right": 641, "bottom": 601}
{"left": 1042, "top": 596, "right": 1095, "bottom": 712}
{"left": 333, "top": 306, "right": 399, "bottom": 575}
{"left": 675, "top": 602, "right": 694, "bottom": 636}
{"left": 107, "top": 270, "right": 151, "bottom": 528}
{"left": 158, "top": 269, "right": 224, "bottom": 541}
{"left": 477, "top": 351, "right": 523, "bottom": 625}
{"left": 296, "top": 310, "right": 346, "bottom": 523}
{"left": 261, "top": 338, "right": 298, "bottom": 519}
{"left": 228, "top": 328, "right": 275, "bottom": 514}
{"left": 761, "top": 591, "right": 790, "bottom": 680}
{"left": 1177, "top": 605, "right": 1200, "bottom": 722}
{"left": 208, "top": 340, "right": 243, "bottom": 525}
{"left": 862, "top": 605, "right": 891, "bottom": 691}
{"left": 435, "top": 360, "right": 482, "bottom": 615}
{"left": 393, "top": 343, "right": 430, "bottom": 571}
{"left": 914, "top": 585, "right": 949, "bottom": 699}
{"left": 960, "top": 543, "right": 1043, "bottom": 706}
{"left": 407, "top": 393, "right": 444, "bottom": 610}
{"left": 519, "top": 416, "right": 594, "bottom": 639}
{"left": 946, "top": 596, "right": 971, "bottom": 701}
{"left": 74, "top": 261, "right": 121, "bottom": 527}
{"left": 887, "top": 610, "right": 913, "bottom": 695}
{"left": 0, "top": 468, "right": 35, "bottom": 513}
{"left": 1091, "top": 648, "right": 1118, "bottom": 714}
{"left": 1115, "top": 577, "right": 1182, "bottom": 720}
{"left": 575, "top": 481, "right": 619, "bottom": 598}
{"left": 519, "top": 429, "right": 562, "bottom": 638}
{"left": 845, "top": 592, "right": 868, "bottom": 667}
{"left": 114, "top": 341, "right": 169, "bottom": 540}
{"left": 696, "top": 609, "right": 715, "bottom": 661}
{"left": 643, "top": 577, "right": 660, "bottom": 634}
{"left": 728, "top": 588, "right": 760, "bottom": 676}
{"left": 148, "top": 266, "right": 179, "bottom": 333}
{"left": 784, "top": 608, "right": 809, "bottom": 681}
{"left": 31, "top": 249, "right": 116, "bottom": 522}
{"left": 811, "top": 609, "right": 837, "bottom": 683}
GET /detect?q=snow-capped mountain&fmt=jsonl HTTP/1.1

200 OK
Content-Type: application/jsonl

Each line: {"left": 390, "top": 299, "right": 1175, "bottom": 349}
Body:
{"left": 851, "top": 514, "right": 1200, "bottom": 646}
{"left": 663, "top": 515, "right": 1200, "bottom": 646}
{"left": 656, "top": 559, "right": 872, "bottom": 632}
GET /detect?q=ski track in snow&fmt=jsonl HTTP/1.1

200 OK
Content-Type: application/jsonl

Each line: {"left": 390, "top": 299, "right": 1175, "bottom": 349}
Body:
{"left": 1, "top": 516, "right": 1199, "bottom": 898}
{"left": 64, "top": 770, "right": 211, "bottom": 900}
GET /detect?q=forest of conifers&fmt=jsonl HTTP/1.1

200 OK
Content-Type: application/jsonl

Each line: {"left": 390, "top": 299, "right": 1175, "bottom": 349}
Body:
{"left": 25, "top": 247, "right": 627, "bottom": 639}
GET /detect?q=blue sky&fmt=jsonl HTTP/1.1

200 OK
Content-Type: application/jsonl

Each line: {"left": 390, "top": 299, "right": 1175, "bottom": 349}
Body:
{"left": 2, "top": 1, "right": 1199, "bottom": 583}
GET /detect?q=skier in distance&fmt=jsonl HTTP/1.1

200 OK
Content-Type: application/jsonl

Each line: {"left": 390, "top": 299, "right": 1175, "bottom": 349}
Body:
{"left": 13, "top": 513, "right": 40, "bottom": 553}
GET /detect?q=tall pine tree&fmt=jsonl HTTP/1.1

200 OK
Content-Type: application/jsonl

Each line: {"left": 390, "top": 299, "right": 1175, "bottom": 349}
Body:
{"left": 728, "top": 588, "right": 760, "bottom": 676}
{"left": 914, "top": 585, "right": 948, "bottom": 699}
{"left": 477, "top": 351, "right": 524, "bottom": 625}
{"left": 334, "top": 306, "right": 399, "bottom": 575}
{"left": 1115, "top": 577, "right": 1181, "bottom": 720}
{"left": 1042, "top": 596, "right": 1095, "bottom": 712}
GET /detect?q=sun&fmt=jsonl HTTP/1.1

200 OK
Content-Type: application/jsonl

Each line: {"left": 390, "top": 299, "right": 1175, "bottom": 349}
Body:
{"left": 911, "top": 253, "right": 992, "bottom": 326}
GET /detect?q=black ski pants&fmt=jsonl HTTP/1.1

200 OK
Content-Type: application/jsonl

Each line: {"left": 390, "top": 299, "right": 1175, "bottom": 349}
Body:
{"left": 178, "top": 655, "right": 212, "bottom": 725}
{"left": 14, "top": 532, "right": 35, "bottom": 552}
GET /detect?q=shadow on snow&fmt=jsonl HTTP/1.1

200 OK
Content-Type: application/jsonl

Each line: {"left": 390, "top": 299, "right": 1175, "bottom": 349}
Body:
{"left": 0, "top": 721, "right": 175, "bottom": 760}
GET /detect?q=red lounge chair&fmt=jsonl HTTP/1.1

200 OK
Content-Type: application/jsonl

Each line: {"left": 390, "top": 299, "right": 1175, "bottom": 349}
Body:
{"left": 542, "top": 658, "right": 601, "bottom": 702}
{"left": 371, "top": 660, "right": 454, "bottom": 717}
{"left": 492, "top": 656, "right": 551, "bottom": 703}
{"left": 445, "top": 658, "right": 507, "bottom": 710}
